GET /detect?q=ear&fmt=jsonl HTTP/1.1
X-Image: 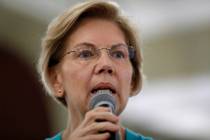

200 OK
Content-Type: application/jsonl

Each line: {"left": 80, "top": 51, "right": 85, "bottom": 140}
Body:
{"left": 48, "top": 67, "right": 64, "bottom": 98}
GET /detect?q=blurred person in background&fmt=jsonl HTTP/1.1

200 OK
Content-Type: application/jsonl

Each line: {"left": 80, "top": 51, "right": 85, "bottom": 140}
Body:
{"left": 38, "top": 0, "right": 153, "bottom": 140}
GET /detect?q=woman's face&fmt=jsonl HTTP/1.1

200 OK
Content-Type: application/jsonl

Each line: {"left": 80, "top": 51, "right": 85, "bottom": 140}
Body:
{"left": 53, "top": 18, "right": 133, "bottom": 117}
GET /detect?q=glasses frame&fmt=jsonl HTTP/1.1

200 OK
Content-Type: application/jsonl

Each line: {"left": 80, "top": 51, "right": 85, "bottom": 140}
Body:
{"left": 61, "top": 44, "right": 135, "bottom": 62}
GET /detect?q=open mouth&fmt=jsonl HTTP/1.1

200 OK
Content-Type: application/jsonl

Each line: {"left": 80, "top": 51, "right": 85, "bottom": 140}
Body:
{"left": 91, "top": 88, "right": 116, "bottom": 95}
{"left": 90, "top": 84, "right": 116, "bottom": 95}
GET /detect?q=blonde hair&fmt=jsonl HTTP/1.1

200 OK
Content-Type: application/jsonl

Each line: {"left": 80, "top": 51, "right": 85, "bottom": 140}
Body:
{"left": 37, "top": 0, "right": 143, "bottom": 106}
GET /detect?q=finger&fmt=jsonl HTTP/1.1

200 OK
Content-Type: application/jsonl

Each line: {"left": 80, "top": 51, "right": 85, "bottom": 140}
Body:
{"left": 94, "top": 112, "right": 119, "bottom": 123}
{"left": 75, "top": 121, "right": 113, "bottom": 138}
{"left": 96, "top": 121, "right": 120, "bottom": 132}
{"left": 83, "top": 108, "right": 117, "bottom": 124}
{"left": 83, "top": 111, "right": 119, "bottom": 127}
{"left": 86, "top": 121, "right": 120, "bottom": 134}
{"left": 92, "top": 106, "right": 112, "bottom": 112}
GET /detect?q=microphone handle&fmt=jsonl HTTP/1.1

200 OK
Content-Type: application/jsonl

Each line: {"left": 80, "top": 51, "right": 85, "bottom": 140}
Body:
{"left": 109, "top": 131, "right": 120, "bottom": 140}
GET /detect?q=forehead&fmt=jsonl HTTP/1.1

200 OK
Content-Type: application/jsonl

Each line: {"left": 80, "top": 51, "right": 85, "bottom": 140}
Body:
{"left": 65, "top": 18, "right": 126, "bottom": 50}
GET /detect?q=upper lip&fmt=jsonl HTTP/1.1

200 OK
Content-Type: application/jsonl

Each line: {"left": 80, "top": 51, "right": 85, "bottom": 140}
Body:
{"left": 90, "top": 82, "right": 116, "bottom": 94}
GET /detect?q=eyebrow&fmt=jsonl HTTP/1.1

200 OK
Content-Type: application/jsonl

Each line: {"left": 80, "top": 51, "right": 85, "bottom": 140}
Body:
{"left": 73, "top": 42, "right": 95, "bottom": 49}
{"left": 72, "top": 42, "right": 127, "bottom": 49}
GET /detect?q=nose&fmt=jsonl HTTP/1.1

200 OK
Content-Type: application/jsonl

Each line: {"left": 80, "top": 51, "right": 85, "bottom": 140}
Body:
{"left": 93, "top": 51, "right": 115, "bottom": 75}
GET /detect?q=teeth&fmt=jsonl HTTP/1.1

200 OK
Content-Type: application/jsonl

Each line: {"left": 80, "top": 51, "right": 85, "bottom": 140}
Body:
{"left": 92, "top": 89, "right": 113, "bottom": 94}
{"left": 96, "top": 89, "right": 112, "bottom": 95}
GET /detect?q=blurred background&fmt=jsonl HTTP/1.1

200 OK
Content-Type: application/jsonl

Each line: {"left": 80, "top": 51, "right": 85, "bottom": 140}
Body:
{"left": 0, "top": 0, "right": 209, "bottom": 140}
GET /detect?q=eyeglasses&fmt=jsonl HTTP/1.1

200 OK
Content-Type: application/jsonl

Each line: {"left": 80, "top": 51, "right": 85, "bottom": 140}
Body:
{"left": 62, "top": 43, "right": 135, "bottom": 63}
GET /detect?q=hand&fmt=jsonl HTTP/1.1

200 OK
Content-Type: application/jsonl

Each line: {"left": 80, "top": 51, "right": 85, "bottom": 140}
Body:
{"left": 63, "top": 107, "right": 120, "bottom": 140}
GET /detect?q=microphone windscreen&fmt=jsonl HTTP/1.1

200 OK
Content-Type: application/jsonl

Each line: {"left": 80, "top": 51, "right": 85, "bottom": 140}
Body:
{"left": 89, "top": 90, "right": 116, "bottom": 114}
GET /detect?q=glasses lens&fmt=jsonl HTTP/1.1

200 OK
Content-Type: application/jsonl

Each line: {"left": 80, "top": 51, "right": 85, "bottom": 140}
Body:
{"left": 110, "top": 45, "right": 129, "bottom": 59}
{"left": 75, "top": 46, "right": 96, "bottom": 60}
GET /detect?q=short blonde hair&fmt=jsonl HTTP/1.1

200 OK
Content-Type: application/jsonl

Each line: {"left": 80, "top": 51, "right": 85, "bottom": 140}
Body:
{"left": 37, "top": 0, "right": 143, "bottom": 106}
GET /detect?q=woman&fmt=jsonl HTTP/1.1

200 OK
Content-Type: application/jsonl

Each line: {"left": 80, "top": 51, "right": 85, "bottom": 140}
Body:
{"left": 38, "top": 0, "right": 153, "bottom": 140}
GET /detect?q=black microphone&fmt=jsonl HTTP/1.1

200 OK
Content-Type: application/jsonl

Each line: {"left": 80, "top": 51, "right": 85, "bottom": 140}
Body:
{"left": 89, "top": 90, "right": 119, "bottom": 140}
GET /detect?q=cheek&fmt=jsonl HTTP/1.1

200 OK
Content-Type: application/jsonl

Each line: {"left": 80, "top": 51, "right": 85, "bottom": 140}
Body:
{"left": 63, "top": 62, "right": 90, "bottom": 85}
{"left": 119, "top": 66, "right": 133, "bottom": 86}
{"left": 121, "top": 65, "right": 133, "bottom": 97}
{"left": 60, "top": 62, "right": 92, "bottom": 109}
{"left": 116, "top": 66, "right": 133, "bottom": 115}
{"left": 117, "top": 65, "right": 133, "bottom": 101}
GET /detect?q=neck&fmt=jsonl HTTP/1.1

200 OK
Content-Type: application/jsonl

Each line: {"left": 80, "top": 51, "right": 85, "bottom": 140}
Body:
{"left": 63, "top": 107, "right": 84, "bottom": 138}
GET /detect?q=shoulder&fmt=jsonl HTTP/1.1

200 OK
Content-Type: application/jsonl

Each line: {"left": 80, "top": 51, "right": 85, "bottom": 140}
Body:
{"left": 45, "top": 132, "right": 62, "bottom": 140}
{"left": 125, "top": 128, "right": 153, "bottom": 140}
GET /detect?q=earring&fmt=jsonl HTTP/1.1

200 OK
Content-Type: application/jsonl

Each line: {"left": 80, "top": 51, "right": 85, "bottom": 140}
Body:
{"left": 58, "top": 89, "right": 62, "bottom": 94}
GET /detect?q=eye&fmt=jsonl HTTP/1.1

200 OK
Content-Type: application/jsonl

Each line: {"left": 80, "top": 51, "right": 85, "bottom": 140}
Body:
{"left": 77, "top": 49, "right": 94, "bottom": 59}
{"left": 111, "top": 50, "right": 125, "bottom": 59}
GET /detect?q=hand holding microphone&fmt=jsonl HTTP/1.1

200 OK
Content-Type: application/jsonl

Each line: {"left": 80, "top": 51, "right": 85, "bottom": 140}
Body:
{"left": 89, "top": 90, "right": 120, "bottom": 140}
{"left": 63, "top": 90, "right": 120, "bottom": 140}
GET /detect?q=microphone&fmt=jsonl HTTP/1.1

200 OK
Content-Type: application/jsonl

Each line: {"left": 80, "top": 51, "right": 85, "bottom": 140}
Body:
{"left": 89, "top": 90, "right": 119, "bottom": 140}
